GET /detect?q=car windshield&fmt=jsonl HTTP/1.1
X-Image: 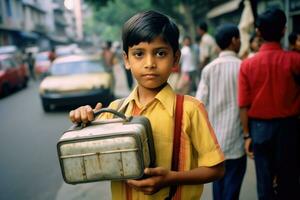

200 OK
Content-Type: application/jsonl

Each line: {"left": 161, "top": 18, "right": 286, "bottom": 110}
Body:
{"left": 50, "top": 60, "right": 106, "bottom": 75}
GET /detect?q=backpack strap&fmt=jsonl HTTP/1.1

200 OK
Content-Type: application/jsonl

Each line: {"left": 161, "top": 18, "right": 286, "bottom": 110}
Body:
{"left": 166, "top": 94, "right": 184, "bottom": 200}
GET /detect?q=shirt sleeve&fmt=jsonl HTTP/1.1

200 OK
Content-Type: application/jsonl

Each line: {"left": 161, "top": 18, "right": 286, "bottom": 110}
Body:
{"left": 238, "top": 61, "right": 251, "bottom": 107}
{"left": 188, "top": 100, "right": 224, "bottom": 167}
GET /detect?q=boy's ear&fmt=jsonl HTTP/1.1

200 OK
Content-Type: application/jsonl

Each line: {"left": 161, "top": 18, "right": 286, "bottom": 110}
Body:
{"left": 122, "top": 51, "right": 130, "bottom": 69}
{"left": 173, "top": 50, "right": 181, "bottom": 66}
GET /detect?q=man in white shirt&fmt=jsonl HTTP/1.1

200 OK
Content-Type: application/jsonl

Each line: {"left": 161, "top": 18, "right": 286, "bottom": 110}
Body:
{"left": 197, "top": 22, "right": 218, "bottom": 68}
{"left": 178, "top": 36, "right": 198, "bottom": 94}
{"left": 196, "top": 24, "right": 246, "bottom": 200}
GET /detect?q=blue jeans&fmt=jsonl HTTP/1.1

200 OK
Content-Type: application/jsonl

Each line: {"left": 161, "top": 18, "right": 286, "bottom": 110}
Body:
{"left": 250, "top": 117, "right": 300, "bottom": 200}
{"left": 213, "top": 155, "right": 247, "bottom": 200}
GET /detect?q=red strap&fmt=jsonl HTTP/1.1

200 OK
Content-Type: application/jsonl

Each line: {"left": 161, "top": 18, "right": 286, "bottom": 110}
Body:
{"left": 166, "top": 94, "right": 184, "bottom": 200}
{"left": 171, "top": 94, "right": 184, "bottom": 171}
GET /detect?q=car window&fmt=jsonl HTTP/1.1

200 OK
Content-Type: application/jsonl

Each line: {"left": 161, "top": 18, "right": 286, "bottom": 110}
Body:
{"left": 50, "top": 60, "right": 107, "bottom": 75}
{"left": 1, "top": 58, "right": 14, "bottom": 70}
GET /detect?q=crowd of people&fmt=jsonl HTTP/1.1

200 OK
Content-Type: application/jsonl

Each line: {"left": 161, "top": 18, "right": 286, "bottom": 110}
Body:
{"left": 68, "top": 7, "right": 299, "bottom": 200}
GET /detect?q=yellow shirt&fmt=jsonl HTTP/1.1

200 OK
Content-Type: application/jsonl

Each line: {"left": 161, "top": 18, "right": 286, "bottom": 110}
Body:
{"left": 99, "top": 84, "right": 224, "bottom": 200}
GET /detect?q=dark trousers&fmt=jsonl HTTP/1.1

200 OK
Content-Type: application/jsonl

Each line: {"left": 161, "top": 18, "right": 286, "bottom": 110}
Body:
{"left": 213, "top": 155, "right": 247, "bottom": 200}
{"left": 250, "top": 117, "right": 300, "bottom": 200}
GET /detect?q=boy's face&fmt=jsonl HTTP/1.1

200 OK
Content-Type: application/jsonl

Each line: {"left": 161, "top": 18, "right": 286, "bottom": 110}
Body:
{"left": 123, "top": 36, "right": 180, "bottom": 90}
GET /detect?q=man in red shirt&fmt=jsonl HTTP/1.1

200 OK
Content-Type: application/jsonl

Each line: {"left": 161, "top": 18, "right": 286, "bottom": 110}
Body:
{"left": 238, "top": 8, "right": 300, "bottom": 200}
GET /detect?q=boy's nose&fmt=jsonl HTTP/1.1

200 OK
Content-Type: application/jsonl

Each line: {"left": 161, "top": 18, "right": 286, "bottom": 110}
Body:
{"left": 145, "top": 55, "right": 156, "bottom": 68}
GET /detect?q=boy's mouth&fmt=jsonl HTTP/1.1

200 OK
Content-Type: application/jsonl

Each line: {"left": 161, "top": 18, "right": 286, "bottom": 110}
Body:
{"left": 142, "top": 74, "right": 158, "bottom": 78}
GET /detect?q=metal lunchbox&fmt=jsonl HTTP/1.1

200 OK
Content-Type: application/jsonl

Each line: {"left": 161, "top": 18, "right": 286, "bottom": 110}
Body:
{"left": 57, "top": 108, "right": 155, "bottom": 184}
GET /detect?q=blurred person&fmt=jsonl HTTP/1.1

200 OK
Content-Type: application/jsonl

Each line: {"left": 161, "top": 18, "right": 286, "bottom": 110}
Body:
{"left": 102, "top": 41, "right": 116, "bottom": 90}
{"left": 247, "top": 32, "right": 263, "bottom": 58}
{"left": 196, "top": 24, "right": 246, "bottom": 200}
{"left": 196, "top": 21, "right": 218, "bottom": 68}
{"left": 27, "top": 52, "right": 35, "bottom": 80}
{"left": 177, "top": 36, "right": 198, "bottom": 95}
{"left": 48, "top": 47, "right": 56, "bottom": 63}
{"left": 69, "top": 10, "right": 225, "bottom": 200}
{"left": 102, "top": 41, "right": 115, "bottom": 69}
{"left": 288, "top": 31, "right": 300, "bottom": 52}
{"left": 238, "top": 8, "right": 300, "bottom": 200}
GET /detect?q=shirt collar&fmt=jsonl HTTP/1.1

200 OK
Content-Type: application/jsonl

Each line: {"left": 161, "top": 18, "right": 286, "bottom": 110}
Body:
{"left": 219, "top": 50, "right": 237, "bottom": 58}
{"left": 259, "top": 42, "right": 282, "bottom": 51}
{"left": 119, "top": 83, "right": 176, "bottom": 117}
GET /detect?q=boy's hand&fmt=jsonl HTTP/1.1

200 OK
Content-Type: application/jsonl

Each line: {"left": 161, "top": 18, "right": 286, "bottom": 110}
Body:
{"left": 69, "top": 103, "right": 102, "bottom": 124}
{"left": 127, "top": 167, "right": 172, "bottom": 195}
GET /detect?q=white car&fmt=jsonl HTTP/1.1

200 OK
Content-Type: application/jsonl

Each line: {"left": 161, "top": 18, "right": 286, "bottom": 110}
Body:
{"left": 39, "top": 54, "right": 114, "bottom": 111}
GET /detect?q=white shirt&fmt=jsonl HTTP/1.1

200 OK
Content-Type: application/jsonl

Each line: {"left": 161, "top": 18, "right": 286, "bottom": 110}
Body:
{"left": 196, "top": 50, "right": 244, "bottom": 159}
{"left": 199, "top": 33, "right": 217, "bottom": 63}
{"left": 180, "top": 45, "right": 197, "bottom": 72}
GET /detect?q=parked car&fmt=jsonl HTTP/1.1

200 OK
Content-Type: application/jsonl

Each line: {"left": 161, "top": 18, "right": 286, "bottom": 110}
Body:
{"left": 39, "top": 54, "right": 114, "bottom": 111}
{"left": 0, "top": 54, "right": 29, "bottom": 96}
{"left": 34, "top": 51, "right": 51, "bottom": 79}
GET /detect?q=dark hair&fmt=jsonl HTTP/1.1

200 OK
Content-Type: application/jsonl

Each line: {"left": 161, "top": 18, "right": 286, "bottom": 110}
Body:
{"left": 255, "top": 8, "right": 286, "bottom": 42}
{"left": 288, "top": 32, "right": 298, "bottom": 45}
{"left": 215, "top": 24, "right": 239, "bottom": 50}
{"left": 122, "top": 10, "right": 179, "bottom": 54}
{"left": 198, "top": 21, "right": 208, "bottom": 32}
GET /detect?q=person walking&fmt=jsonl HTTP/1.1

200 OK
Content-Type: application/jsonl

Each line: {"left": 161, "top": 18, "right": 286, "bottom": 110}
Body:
{"left": 238, "top": 8, "right": 300, "bottom": 200}
{"left": 177, "top": 36, "right": 198, "bottom": 95}
{"left": 196, "top": 24, "right": 246, "bottom": 200}
{"left": 196, "top": 21, "right": 218, "bottom": 69}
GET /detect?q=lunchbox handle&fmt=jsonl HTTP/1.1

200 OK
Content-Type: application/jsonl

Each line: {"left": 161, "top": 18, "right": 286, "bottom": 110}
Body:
{"left": 94, "top": 108, "right": 129, "bottom": 121}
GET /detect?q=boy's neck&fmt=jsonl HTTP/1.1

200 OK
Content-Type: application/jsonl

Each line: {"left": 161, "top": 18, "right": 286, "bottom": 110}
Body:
{"left": 137, "top": 83, "right": 167, "bottom": 105}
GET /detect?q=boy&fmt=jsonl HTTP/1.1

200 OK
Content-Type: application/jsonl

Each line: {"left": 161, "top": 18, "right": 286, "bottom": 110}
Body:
{"left": 70, "top": 10, "right": 224, "bottom": 200}
{"left": 196, "top": 24, "right": 246, "bottom": 200}
{"left": 238, "top": 8, "right": 300, "bottom": 200}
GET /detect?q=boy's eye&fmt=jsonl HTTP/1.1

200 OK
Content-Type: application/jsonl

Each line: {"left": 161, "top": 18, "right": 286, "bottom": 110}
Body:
{"left": 156, "top": 50, "right": 167, "bottom": 57}
{"left": 133, "top": 51, "right": 143, "bottom": 58}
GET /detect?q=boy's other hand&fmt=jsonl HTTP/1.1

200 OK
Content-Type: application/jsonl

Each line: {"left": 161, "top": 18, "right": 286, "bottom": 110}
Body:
{"left": 127, "top": 167, "right": 172, "bottom": 195}
{"left": 69, "top": 103, "right": 102, "bottom": 124}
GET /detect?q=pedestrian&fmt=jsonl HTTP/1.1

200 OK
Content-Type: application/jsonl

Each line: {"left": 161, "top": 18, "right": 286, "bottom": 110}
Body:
{"left": 69, "top": 10, "right": 225, "bottom": 200}
{"left": 288, "top": 31, "right": 300, "bottom": 52}
{"left": 196, "top": 21, "right": 218, "bottom": 69}
{"left": 102, "top": 41, "right": 115, "bottom": 69}
{"left": 247, "top": 32, "right": 263, "bottom": 58}
{"left": 196, "top": 24, "right": 246, "bottom": 200}
{"left": 27, "top": 52, "right": 35, "bottom": 80}
{"left": 238, "top": 8, "right": 300, "bottom": 200}
{"left": 48, "top": 47, "right": 56, "bottom": 63}
{"left": 102, "top": 41, "right": 116, "bottom": 91}
{"left": 177, "top": 36, "right": 198, "bottom": 95}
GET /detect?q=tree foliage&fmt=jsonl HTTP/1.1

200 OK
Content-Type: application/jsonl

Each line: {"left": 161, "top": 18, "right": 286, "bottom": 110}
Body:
{"left": 84, "top": 0, "right": 225, "bottom": 42}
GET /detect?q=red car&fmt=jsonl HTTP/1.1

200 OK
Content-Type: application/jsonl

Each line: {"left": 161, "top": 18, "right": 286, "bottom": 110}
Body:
{"left": 0, "top": 54, "right": 29, "bottom": 96}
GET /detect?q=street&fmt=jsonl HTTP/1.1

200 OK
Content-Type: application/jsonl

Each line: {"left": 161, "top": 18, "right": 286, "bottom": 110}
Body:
{"left": 0, "top": 64, "right": 257, "bottom": 200}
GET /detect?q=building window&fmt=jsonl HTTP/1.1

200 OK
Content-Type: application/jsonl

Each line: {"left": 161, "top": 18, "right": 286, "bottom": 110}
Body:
{"left": 5, "top": 0, "right": 12, "bottom": 17}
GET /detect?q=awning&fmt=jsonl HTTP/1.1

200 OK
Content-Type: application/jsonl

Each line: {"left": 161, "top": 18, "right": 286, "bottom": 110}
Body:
{"left": 19, "top": 31, "right": 39, "bottom": 40}
{"left": 206, "top": 0, "right": 242, "bottom": 19}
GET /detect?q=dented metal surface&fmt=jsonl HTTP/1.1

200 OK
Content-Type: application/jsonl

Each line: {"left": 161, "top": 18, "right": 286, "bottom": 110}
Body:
{"left": 57, "top": 116, "right": 155, "bottom": 184}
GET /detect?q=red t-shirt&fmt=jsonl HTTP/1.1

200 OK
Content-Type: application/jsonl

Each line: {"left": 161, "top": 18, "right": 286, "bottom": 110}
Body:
{"left": 238, "top": 42, "right": 300, "bottom": 119}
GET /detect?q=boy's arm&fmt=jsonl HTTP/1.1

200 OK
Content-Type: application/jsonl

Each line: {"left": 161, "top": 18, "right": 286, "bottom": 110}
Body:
{"left": 127, "top": 163, "right": 224, "bottom": 195}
